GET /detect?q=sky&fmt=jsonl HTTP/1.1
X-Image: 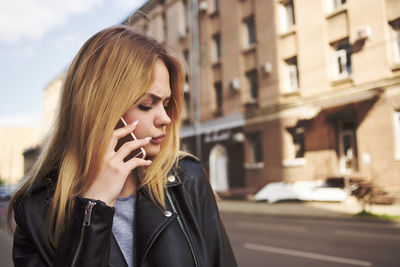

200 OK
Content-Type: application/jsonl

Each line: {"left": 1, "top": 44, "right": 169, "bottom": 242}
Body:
{"left": 0, "top": 0, "right": 147, "bottom": 128}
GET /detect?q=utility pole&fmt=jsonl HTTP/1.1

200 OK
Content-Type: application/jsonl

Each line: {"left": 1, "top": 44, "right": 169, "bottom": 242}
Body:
{"left": 192, "top": 0, "right": 201, "bottom": 159}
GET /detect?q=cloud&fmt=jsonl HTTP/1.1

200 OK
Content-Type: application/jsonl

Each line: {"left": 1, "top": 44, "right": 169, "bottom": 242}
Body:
{"left": 51, "top": 32, "right": 82, "bottom": 51}
{"left": 0, "top": 112, "right": 42, "bottom": 127}
{"left": 0, "top": 0, "right": 104, "bottom": 43}
{"left": 114, "top": 0, "right": 147, "bottom": 9}
{"left": 15, "top": 44, "right": 35, "bottom": 58}
{"left": 0, "top": 0, "right": 148, "bottom": 44}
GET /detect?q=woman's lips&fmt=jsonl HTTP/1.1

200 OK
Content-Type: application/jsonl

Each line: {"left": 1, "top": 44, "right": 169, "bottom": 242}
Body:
{"left": 150, "top": 134, "right": 166, "bottom": 144}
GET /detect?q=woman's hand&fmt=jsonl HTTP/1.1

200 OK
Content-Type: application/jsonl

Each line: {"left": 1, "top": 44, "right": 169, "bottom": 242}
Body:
{"left": 83, "top": 121, "right": 152, "bottom": 206}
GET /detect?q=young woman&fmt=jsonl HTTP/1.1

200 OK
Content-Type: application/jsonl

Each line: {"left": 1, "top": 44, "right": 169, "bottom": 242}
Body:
{"left": 8, "top": 25, "right": 237, "bottom": 267}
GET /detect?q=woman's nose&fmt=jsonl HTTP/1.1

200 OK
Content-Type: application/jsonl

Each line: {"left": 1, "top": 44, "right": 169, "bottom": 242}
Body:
{"left": 155, "top": 106, "right": 171, "bottom": 127}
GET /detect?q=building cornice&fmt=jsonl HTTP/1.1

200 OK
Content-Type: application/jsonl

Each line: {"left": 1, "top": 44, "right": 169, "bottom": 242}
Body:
{"left": 245, "top": 76, "right": 400, "bottom": 124}
{"left": 180, "top": 113, "right": 244, "bottom": 138}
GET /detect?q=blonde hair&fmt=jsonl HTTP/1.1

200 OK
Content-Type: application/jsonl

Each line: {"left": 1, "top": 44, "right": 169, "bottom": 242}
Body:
{"left": 8, "top": 25, "right": 184, "bottom": 247}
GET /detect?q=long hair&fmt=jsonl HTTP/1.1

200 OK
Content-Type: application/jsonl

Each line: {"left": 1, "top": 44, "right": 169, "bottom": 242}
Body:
{"left": 7, "top": 25, "right": 184, "bottom": 247}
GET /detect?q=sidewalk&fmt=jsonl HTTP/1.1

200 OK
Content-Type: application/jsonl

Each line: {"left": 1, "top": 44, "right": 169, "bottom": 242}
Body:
{"left": 217, "top": 197, "right": 400, "bottom": 221}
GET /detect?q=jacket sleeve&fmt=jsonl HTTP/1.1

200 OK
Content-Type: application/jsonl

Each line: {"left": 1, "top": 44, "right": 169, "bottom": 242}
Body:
{"left": 13, "top": 197, "right": 115, "bottom": 267}
{"left": 13, "top": 203, "right": 47, "bottom": 267}
{"left": 184, "top": 159, "right": 238, "bottom": 267}
{"left": 54, "top": 197, "right": 115, "bottom": 266}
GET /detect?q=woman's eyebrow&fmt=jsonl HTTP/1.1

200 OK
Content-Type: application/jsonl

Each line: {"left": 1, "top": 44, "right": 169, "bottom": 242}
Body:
{"left": 149, "top": 93, "right": 171, "bottom": 103}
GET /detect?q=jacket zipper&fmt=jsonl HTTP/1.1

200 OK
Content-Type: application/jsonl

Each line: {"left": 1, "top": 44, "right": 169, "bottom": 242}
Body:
{"left": 166, "top": 190, "right": 199, "bottom": 267}
{"left": 71, "top": 200, "right": 96, "bottom": 266}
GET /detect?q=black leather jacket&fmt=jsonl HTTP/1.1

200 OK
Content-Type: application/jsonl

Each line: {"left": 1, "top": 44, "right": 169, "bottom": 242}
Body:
{"left": 12, "top": 156, "right": 237, "bottom": 267}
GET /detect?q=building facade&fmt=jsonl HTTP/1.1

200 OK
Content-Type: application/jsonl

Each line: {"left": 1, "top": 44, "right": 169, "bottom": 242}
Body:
{"left": 127, "top": 0, "right": 400, "bottom": 200}
{"left": 0, "top": 127, "right": 41, "bottom": 184}
{"left": 34, "top": 0, "right": 399, "bottom": 200}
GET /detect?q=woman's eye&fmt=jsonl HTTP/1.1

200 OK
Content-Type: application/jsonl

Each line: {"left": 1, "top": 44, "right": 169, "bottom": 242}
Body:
{"left": 138, "top": 104, "right": 152, "bottom": 111}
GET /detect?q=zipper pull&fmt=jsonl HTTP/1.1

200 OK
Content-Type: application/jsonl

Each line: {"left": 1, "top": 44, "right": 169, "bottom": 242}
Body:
{"left": 83, "top": 201, "right": 96, "bottom": 226}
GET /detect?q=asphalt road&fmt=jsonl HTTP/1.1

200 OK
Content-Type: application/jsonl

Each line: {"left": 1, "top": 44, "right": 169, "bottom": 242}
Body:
{"left": 1, "top": 201, "right": 399, "bottom": 267}
{"left": 221, "top": 212, "right": 400, "bottom": 267}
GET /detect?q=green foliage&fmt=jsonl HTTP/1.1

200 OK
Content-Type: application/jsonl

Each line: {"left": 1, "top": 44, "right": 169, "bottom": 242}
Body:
{"left": 355, "top": 210, "right": 400, "bottom": 221}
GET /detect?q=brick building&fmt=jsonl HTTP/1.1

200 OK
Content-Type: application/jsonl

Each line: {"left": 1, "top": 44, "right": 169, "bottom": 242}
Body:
{"left": 126, "top": 0, "right": 400, "bottom": 200}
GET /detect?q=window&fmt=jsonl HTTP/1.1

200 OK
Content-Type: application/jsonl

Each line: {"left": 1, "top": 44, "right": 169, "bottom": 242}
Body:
{"left": 184, "top": 49, "right": 190, "bottom": 77}
{"left": 391, "top": 23, "right": 400, "bottom": 64}
{"left": 326, "top": 0, "right": 346, "bottom": 13}
{"left": 210, "top": 0, "right": 220, "bottom": 14}
{"left": 214, "top": 81, "right": 223, "bottom": 115}
{"left": 332, "top": 41, "right": 351, "bottom": 79}
{"left": 284, "top": 57, "right": 298, "bottom": 93}
{"left": 246, "top": 70, "right": 258, "bottom": 102}
{"left": 394, "top": 111, "right": 400, "bottom": 160}
{"left": 183, "top": 0, "right": 190, "bottom": 30}
{"left": 279, "top": 0, "right": 295, "bottom": 33}
{"left": 183, "top": 50, "right": 191, "bottom": 122}
{"left": 247, "top": 132, "right": 263, "bottom": 163}
{"left": 243, "top": 16, "right": 256, "bottom": 48}
{"left": 212, "top": 33, "right": 221, "bottom": 62}
{"left": 162, "top": 11, "right": 167, "bottom": 42}
{"left": 183, "top": 50, "right": 190, "bottom": 94}
{"left": 183, "top": 89, "right": 191, "bottom": 121}
{"left": 184, "top": 49, "right": 190, "bottom": 68}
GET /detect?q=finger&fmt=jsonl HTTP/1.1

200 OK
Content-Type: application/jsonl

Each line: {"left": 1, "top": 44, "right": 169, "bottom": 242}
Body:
{"left": 107, "top": 120, "right": 139, "bottom": 153}
{"left": 125, "top": 157, "right": 152, "bottom": 170}
{"left": 114, "top": 137, "right": 152, "bottom": 162}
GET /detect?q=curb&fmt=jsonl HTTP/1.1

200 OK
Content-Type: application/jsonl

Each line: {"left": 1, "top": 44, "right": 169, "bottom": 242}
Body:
{"left": 217, "top": 200, "right": 400, "bottom": 224}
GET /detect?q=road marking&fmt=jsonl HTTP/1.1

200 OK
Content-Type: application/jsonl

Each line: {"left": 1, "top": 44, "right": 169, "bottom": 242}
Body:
{"left": 335, "top": 229, "right": 400, "bottom": 240}
{"left": 236, "top": 221, "right": 306, "bottom": 232}
{"left": 244, "top": 243, "right": 372, "bottom": 266}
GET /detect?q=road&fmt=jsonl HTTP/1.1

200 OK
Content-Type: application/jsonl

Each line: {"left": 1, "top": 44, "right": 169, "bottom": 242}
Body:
{"left": 1, "top": 201, "right": 399, "bottom": 267}
{"left": 222, "top": 212, "right": 400, "bottom": 267}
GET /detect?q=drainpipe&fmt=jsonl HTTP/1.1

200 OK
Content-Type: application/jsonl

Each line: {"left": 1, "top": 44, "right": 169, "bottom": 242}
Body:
{"left": 192, "top": 0, "right": 201, "bottom": 159}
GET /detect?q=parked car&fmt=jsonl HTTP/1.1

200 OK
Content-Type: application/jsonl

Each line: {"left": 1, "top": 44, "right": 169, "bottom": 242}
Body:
{"left": 253, "top": 179, "right": 348, "bottom": 203}
{"left": 0, "top": 185, "right": 16, "bottom": 200}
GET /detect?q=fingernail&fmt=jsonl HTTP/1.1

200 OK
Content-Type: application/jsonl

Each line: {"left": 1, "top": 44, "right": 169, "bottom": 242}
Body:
{"left": 130, "top": 120, "right": 139, "bottom": 127}
{"left": 147, "top": 160, "right": 152, "bottom": 164}
{"left": 144, "top": 136, "right": 152, "bottom": 141}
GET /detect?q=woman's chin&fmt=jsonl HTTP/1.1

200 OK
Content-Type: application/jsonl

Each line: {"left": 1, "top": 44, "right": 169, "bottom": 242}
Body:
{"left": 143, "top": 145, "right": 160, "bottom": 159}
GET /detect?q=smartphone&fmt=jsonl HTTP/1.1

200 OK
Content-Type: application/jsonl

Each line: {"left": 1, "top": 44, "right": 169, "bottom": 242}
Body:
{"left": 115, "top": 117, "right": 146, "bottom": 161}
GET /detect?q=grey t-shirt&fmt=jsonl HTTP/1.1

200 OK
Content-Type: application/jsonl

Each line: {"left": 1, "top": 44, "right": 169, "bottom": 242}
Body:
{"left": 112, "top": 193, "right": 136, "bottom": 267}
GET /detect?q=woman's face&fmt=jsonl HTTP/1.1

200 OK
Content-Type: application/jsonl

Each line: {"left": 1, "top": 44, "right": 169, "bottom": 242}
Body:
{"left": 123, "top": 59, "right": 172, "bottom": 158}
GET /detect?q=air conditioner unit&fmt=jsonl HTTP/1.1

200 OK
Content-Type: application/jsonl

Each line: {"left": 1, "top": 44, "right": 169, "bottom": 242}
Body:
{"left": 184, "top": 82, "right": 190, "bottom": 93}
{"left": 261, "top": 62, "right": 272, "bottom": 75}
{"left": 199, "top": 1, "right": 208, "bottom": 12}
{"left": 230, "top": 78, "right": 240, "bottom": 91}
{"left": 179, "top": 29, "right": 187, "bottom": 39}
{"left": 357, "top": 26, "right": 371, "bottom": 40}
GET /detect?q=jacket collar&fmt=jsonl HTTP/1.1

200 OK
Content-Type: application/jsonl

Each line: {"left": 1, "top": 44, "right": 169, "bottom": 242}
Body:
{"left": 134, "top": 186, "right": 177, "bottom": 266}
{"left": 109, "top": 234, "right": 128, "bottom": 267}
{"left": 166, "top": 174, "right": 181, "bottom": 187}
{"left": 108, "top": 177, "right": 179, "bottom": 267}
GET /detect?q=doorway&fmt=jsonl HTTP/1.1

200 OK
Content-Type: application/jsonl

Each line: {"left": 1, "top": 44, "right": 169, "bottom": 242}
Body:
{"left": 209, "top": 144, "right": 229, "bottom": 192}
{"left": 338, "top": 122, "right": 358, "bottom": 174}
